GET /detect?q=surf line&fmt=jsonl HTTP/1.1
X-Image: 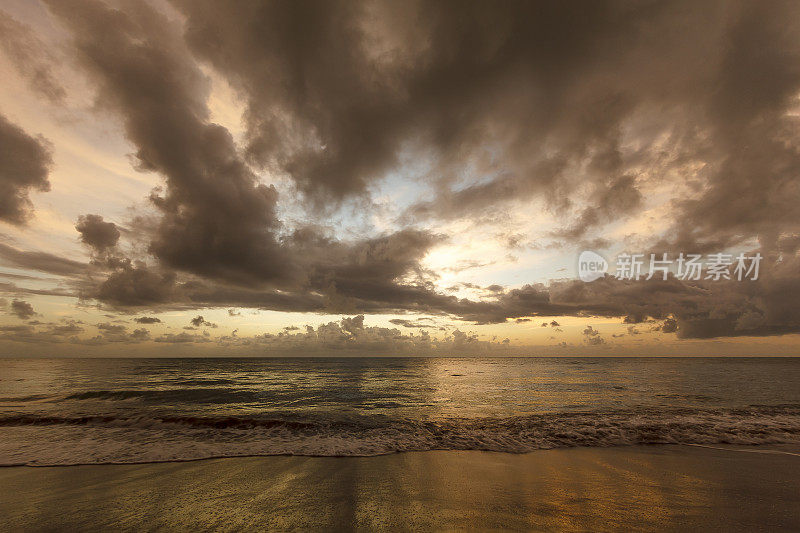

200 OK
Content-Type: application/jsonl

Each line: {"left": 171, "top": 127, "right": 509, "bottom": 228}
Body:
{"left": 681, "top": 443, "right": 800, "bottom": 458}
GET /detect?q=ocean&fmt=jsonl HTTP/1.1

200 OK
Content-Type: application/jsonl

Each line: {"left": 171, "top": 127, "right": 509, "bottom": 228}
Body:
{"left": 1, "top": 357, "right": 799, "bottom": 466}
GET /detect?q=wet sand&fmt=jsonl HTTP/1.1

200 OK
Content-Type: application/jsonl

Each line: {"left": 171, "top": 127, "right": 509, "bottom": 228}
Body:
{"left": 1, "top": 445, "right": 798, "bottom": 531}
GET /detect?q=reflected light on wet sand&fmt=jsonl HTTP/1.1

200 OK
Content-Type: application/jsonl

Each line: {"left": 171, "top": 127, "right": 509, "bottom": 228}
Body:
{"left": 2, "top": 445, "right": 798, "bottom": 531}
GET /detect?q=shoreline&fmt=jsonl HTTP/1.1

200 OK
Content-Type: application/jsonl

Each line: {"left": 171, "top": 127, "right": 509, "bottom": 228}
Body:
{"left": 2, "top": 442, "right": 800, "bottom": 468}
{"left": 2, "top": 445, "right": 798, "bottom": 531}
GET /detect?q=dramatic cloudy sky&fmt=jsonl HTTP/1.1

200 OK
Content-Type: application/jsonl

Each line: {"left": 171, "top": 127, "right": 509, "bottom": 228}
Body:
{"left": 1, "top": 0, "right": 799, "bottom": 356}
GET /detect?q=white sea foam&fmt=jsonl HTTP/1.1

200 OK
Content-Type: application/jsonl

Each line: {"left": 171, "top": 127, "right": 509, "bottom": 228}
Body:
{"left": 1, "top": 407, "right": 799, "bottom": 466}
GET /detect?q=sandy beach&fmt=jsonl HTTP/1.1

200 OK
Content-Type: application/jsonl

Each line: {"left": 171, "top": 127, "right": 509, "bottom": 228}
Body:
{"left": 1, "top": 444, "right": 798, "bottom": 531}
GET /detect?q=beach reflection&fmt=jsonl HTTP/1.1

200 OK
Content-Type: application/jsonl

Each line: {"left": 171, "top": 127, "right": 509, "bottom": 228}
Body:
{"left": 345, "top": 449, "right": 714, "bottom": 531}
{"left": 2, "top": 447, "right": 769, "bottom": 531}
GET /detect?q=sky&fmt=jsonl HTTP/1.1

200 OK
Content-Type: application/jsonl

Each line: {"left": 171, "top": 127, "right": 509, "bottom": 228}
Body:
{"left": 0, "top": 0, "right": 799, "bottom": 356}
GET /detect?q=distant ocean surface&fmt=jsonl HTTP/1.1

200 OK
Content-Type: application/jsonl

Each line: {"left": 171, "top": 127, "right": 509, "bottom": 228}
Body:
{"left": 1, "top": 357, "right": 799, "bottom": 466}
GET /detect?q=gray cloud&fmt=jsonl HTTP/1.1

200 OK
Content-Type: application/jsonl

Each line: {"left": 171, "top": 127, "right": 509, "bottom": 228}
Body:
{"left": 0, "top": 243, "right": 86, "bottom": 277}
{"left": 171, "top": 0, "right": 643, "bottom": 218}
{"left": 551, "top": 176, "right": 642, "bottom": 241}
{"left": 76, "top": 214, "right": 120, "bottom": 252}
{"left": 658, "top": 318, "right": 678, "bottom": 334}
{"left": 77, "top": 250, "right": 800, "bottom": 340}
{"left": 190, "top": 315, "right": 216, "bottom": 328}
{"left": 10, "top": 299, "right": 35, "bottom": 319}
{"left": 95, "top": 262, "right": 177, "bottom": 307}
{"left": 0, "top": 113, "right": 52, "bottom": 224}
{"left": 171, "top": 0, "right": 800, "bottom": 255}
{"left": 17, "top": 0, "right": 798, "bottom": 344}
{"left": 0, "top": 318, "right": 152, "bottom": 345}
{"left": 582, "top": 325, "right": 605, "bottom": 346}
{"left": 154, "top": 331, "right": 210, "bottom": 344}
{"left": 48, "top": 0, "right": 442, "bottom": 311}
{"left": 87, "top": 322, "right": 150, "bottom": 344}
{"left": 134, "top": 316, "right": 161, "bottom": 324}
{"left": 667, "top": 2, "right": 800, "bottom": 252}
{"left": 389, "top": 318, "right": 436, "bottom": 329}
{"left": 96, "top": 322, "right": 126, "bottom": 334}
{"left": 0, "top": 280, "right": 75, "bottom": 299}
{"left": 0, "top": 10, "right": 65, "bottom": 103}
{"left": 131, "top": 328, "right": 150, "bottom": 341}
{"left": 47, "top": 0, "right": 289, "bottom": 287}
{"left": 50, "top": 320, "right": 83, "bottom": 336}
{"left": 213, "top": 316, "right": 508, "bottom": 356}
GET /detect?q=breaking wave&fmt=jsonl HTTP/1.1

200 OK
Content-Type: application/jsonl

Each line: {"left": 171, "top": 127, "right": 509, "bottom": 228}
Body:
{"left": 2, "top": 405, "right": 799, "bottom": 466}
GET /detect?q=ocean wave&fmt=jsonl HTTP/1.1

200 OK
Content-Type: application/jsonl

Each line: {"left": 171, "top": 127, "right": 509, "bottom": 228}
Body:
{"left": 1, "top": 406, "right": 800, "bottom": 466}
{"left": 0, "top": 394, "right": 53, "bottom": 403}
{"left": 53, "top": 387, "right": 410, "bottom": 406}
{"left": 61, "top": 388, "right": 272, "bottom": 404}
{"left": 0, "top": 414, "right": 317, "bottom": 430}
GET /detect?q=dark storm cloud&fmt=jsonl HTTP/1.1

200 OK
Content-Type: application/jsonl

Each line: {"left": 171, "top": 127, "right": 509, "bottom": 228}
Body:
{"left": 293, "top": 228, "right": 443, "bottom": 310}
{"left": 377, "top": 250, "right": 800, "bottom": 339}
{"left": 0, "top": 113, "right": 52, "bottom": 224}
{"left": 171, "top": 0, "right": 800, "bottom": 250}
{"left": 528, "top": 258, "right": 800, "bottom": 339}
{"left": 181, "top": 281, "right": 324, "bottom": 313}
{"left": 46, "top": 0, "right": 289, "bottom": 286}
{"left": 0, "top": 10, "right": 66, "bottom": 103}
{"left": 658, "top": 318, "right": 678, "bottom": 334}
{"left": 171, "top": 0, "right": 644, "bottom": 216}
{"left": 173, "top": 0, "right": 404, "bottom": 205}
{"left": 163, "top": 1, "right": 596, "bottom": 223}
{"left": 666, "top": 256, "right": 800, "bottom": 339}
{"left": 448, "top": 283, "right": 575, "bottom": 324}
{"left": 75, "top": 214, "right": 120, "bottom": 252}
{"left": 30, "top": 0, "right": 800, "bottom": 342}
{"left": 667, "top": 2, "right": 800, "bottom": 252}
{"left": 49, "top": 0, "right": 442, "bottom": 308}
{"left": 78, "top": 244, "right": 800, "bottom": 340}
{"left": 10, "top": 299, "right": 35, "bottom": 320}
{"left": 83, "top": 228, "right": 442, "bottom": 314}
{"left": 86, "top": 261, "right": 324, "bottom": 311}
{"left": 551, "top": 176, "right": 642, "bottom": 241}
{"left": 94, "top": 262, "right": 177, "bottom": 307}
{"left": 134, "top": 316, "right": 160, "bottom": 324}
